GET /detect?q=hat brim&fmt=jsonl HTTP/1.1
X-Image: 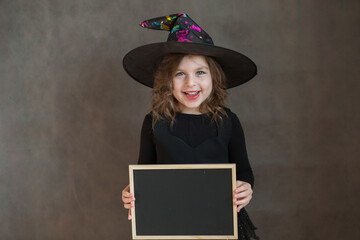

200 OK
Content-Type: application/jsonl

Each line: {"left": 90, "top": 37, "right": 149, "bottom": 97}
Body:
{"left": 123, "top": 42, "right": 257, "bottom": 89}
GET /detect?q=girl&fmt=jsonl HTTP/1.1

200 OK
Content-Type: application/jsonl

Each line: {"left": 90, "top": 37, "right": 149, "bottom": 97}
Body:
{"left": 122, "top": 13, "right": 259, "bottom": 240}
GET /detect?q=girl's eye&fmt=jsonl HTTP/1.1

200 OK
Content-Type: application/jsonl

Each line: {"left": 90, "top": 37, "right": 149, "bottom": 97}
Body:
{"left": 175, "top": 72, "right": 184, "bottom": 77}
{"left": 197, "top": 71, "right": 205, "bottom": 75}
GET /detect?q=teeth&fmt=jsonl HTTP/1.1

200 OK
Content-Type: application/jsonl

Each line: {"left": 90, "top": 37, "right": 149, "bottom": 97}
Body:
{"left": 185, "top": 91, "right": 199, "bottom": 96}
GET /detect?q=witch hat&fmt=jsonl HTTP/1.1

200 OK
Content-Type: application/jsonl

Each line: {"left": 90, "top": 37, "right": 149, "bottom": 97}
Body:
{"left": 123, "top": 13, "right": 257, "bottom": 88}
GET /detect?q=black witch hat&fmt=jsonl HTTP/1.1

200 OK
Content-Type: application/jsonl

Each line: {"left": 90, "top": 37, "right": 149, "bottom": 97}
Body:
{"left": 123, "top": 13, "right": 257, "bottom": 89}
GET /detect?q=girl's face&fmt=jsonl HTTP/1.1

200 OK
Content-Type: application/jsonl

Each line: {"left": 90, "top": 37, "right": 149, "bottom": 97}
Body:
{"left": 172, "top": 55, "right": 213, "bottom": 114}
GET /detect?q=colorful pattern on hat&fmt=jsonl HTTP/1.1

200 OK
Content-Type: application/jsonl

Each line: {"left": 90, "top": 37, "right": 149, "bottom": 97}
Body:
{"left": 140, "top": 13, "right": 214, "bottom": 45}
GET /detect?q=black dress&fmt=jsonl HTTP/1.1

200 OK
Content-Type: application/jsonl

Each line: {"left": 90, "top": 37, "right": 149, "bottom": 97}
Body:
{"left": 138, "top": 108, "right": 259, "bottom": 240}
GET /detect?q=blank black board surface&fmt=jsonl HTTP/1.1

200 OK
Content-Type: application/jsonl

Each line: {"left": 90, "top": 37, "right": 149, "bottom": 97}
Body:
{"left": 129, "top": 164, "right": 237, "bottom": 239}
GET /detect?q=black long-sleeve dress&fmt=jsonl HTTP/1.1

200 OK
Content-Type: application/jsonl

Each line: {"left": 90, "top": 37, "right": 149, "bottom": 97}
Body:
{"left": 137, "top": 107, "right": 259, "bottom": 240}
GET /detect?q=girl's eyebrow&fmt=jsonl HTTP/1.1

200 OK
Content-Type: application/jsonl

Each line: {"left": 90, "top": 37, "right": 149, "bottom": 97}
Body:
{"left": 195, "top": 66, "right": 209, "bottom": 70}
{"left": 175, "top": 66, "right": 209, "bottom": 72}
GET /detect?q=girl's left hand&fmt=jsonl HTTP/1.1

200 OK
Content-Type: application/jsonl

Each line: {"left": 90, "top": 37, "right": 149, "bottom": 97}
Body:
{"left": 234, "top": 180, "right": 253, "bottom": 212}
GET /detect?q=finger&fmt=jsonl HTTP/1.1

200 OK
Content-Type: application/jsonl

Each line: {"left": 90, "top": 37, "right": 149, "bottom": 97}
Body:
{"left": 122, "top": 191, "right": 135, "bottom": 203}
{"left": 235, "top": 184, "right": 252, "bottom": 194}
{"left": 122, "top": 184, "right": 130, "bottom": 191}
{"left": 236, "top": 202, "right": 248, "bottom": 211}
{"left": 122, "top": 196, "right": 134, "bottom": 203}
{"left": 237, "top": 205, "right": 245, "bottom": 212}
{"left": 122, "top": 185, "right": 133, "bottom": 196}
{"left": 122, "top": 193, "right": 136, "bottom": 202}
{"left": 122, "top": 190, "right": 133, "bottom": 198}
{"left": 128, "top": 209, "right": 132, "bottom": 220}
{"left": 236, "top": 180, "right": 250, "bottom": 187}
{"left": 234, "top": 196, "right": 252, "bottom": 206}
{"left": 236, "top": 180, "right": 242, "bottom": 187}
{"left": 236, "top": 180, "right": 246, "bottom": 186}
{"left": 236, "top": 182, "right": 251, "bottom": 190}
{"left": 124, "top": 202, "right": 135, "bottom": 209}
{"left": 234, "top": 190, "right": 252, "bottom": 199}
{"left": 234, "top": 199, "right": 249, "bottom": 206}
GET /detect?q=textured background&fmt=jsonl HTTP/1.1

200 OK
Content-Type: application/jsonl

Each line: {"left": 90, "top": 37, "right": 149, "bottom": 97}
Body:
{"left": 1, "top": 0, "right": 359, "bottom": 239}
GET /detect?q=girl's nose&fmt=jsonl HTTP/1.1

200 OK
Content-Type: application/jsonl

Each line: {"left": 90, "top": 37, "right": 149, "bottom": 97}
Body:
{"left": 185, "top": 74, "right": 196, "bottom": 87}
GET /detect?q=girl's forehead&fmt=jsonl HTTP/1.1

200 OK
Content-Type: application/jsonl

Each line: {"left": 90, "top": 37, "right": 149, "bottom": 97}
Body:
{"left": 177, "top": 55, "right": 209, "bottom": 69}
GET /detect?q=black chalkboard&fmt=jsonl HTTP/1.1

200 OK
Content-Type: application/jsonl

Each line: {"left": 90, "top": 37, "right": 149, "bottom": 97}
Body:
{"left": 129, "top": 164, "right": 237, "bottom": 239}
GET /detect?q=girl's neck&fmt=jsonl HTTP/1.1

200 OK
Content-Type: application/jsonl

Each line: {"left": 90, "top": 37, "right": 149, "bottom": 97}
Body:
{"left": 178, "top": 106, "right": 201, "bottom": 115}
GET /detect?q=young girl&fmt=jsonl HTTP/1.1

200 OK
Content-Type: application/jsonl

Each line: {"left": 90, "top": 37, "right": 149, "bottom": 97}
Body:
{"left": 122, "top": 13, "right": 259, "bottom": 240}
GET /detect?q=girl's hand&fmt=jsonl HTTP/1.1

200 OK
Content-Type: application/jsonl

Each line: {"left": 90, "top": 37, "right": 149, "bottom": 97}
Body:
{"left": 122, "top": 184, "right": 135, "bottom": 220}
{"left": 234, "top": 180, "right": 252, "bottom": 212}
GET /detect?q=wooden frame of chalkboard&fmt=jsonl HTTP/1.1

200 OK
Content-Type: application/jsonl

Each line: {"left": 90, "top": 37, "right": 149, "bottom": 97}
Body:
{"left": 129, "top": 164, "right": 238, "bottom": 239}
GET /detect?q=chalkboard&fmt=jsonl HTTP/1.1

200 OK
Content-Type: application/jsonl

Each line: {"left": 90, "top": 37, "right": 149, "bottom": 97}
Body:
{"left": 129, "top": 164, "right": 238, "bottom": 239}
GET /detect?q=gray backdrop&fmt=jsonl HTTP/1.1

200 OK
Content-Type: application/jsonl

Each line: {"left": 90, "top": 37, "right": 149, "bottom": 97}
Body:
{"left": 1, "top": 0, "right": 359, "bottom": 239}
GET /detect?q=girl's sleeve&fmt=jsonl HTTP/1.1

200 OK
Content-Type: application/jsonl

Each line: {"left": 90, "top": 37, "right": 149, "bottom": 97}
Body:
{"left": 138, "top": 114, "right": 157, "bottom": 164}
{"left": 228, "top": 111, "right": 255, "bottom": 189}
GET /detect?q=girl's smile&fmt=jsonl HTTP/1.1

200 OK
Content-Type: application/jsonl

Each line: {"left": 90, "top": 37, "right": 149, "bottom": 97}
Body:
{"left": 172, "top": 55, "right": 213, "bottom": 114}
{"left": 184, "top": 91, "right": 200, "bottom": 100}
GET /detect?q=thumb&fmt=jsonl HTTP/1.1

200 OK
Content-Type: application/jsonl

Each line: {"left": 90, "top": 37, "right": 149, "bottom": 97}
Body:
{"left": 128, "top": 209, "right": 132, "bottom": 220}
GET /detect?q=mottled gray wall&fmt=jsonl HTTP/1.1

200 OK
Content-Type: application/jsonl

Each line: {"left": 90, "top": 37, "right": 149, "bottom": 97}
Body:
{"left": 1, "top": 0, "right": 359, "bottom": 239}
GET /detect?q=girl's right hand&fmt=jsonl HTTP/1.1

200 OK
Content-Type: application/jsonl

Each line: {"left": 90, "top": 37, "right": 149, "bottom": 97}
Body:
{"left": 122, "top": 184, "right": 135, "bottom": 220}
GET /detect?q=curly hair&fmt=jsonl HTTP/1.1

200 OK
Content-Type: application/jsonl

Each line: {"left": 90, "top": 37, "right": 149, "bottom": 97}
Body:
{"left": 151, "top": 53, "right": 228, "bottom": 127}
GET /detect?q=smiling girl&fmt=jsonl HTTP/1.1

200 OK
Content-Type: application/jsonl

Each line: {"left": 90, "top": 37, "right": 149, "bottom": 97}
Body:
{"left": 122, "top": 14, "right": 259, "bottom": 240}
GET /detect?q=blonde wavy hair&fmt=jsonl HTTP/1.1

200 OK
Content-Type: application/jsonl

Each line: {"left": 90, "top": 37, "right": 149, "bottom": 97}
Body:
{"left": 151, "top": 54, "right": 228, "bottom": 126}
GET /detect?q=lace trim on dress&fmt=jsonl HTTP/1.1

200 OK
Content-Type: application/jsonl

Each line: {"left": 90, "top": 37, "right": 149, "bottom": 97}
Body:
{"left": 238, "top": 208, "right": 260, "bottom": 240}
